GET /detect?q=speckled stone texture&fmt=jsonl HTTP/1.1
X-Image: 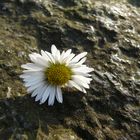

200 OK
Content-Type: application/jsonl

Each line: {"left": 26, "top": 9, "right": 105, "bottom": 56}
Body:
{"left": 0, "top": 0, "right": 140, "bottom": 139}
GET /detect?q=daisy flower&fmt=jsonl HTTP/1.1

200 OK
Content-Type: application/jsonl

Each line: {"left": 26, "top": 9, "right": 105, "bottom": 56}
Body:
{"left": 20, "top": 45, "right": 93, "bottom": 105}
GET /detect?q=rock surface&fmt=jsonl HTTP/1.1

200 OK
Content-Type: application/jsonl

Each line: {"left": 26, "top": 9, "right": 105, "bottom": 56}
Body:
{"left": 0, "top": 0, "right": 140, "bottom": 139}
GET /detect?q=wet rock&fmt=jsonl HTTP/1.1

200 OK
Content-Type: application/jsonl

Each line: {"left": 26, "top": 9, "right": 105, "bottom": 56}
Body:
{"left": 0, "top": 0, "right": 140, "bottom": 140}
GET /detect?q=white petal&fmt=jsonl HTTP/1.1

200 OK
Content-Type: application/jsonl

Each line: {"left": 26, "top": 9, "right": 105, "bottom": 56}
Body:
{"left": 21, "top": 71, "right": 43, "bottom": 75}
{"left": 76, "top": 57, "right": 87, "bottom": 65}
{"left": 70, "top": 52, "right": 87, "bottom": 63}
{"left": 22, "top": 71, "right": 43, "bottom": 76}
{"left": 51, "top": 45, "right": 61, "bottom": 62}
{"left": 27, "top": 82, "right": 44, "bottom": 93}
{"left": 41, "top": 50, "right": 51, "bottom": 62}
{"left": 31, "top": 89, "right": 39, "bottom": 97}
{"left": 20, "top": 72, "right": 44, "bottom": 82}
{"left": 20, "top": 74, "right": 30, "bottom": 79}
{"left": 29, "top": 53, "right": 41, "bottom": 63}
{"left": 36, "top": 57, "right": 49, "bottom": 67}
{"left": 82, "top": 88, "right": 87, "bottom": 93}
{"left": 35, "top": 84, "right": 48, "bottom": 102}
{"left": 72, "top": 66, "right": 94, "bottom": 74}
{"left": 61, "top": 50, "right": 65, "bottom": 56}
{"left": 21, "top": 63, "right": 44, "bottom": 71}
{"left": 48, "top": 86, "right": 56, "bottom": 106}
{"left": 56, "top": 86, "right": 63, "bottom": 103}
{"left": 72, "top": 76, "right": 90, "bottom": 89}
{"left": 56, "top": 50, "right": 61, "bottom": 62}
{"left": 24, "top": 77, "right": 44, "bottom": 87}
{"left": 23, "top": 69, "right": 42, "bottom": 73}
{"left": 23, "top": 73, "right": 43, "bottom": 83}
{"left": 51, "top": 44, "right": 57, "bottom": 55}
{"left": 31, "top": 83, "right": 44, "bottom": 97}
{"left": 45, "top": 51, "right": 55, "bottom": 63}
{"left": 72, "top": 71, "right": 91, "bottom": 77}
{"left": 72, "top": 75, "right": 92, "bottom": 84}
{"left": 29, "top": 53, "right": 48, "bottom": 67}
{"left": 68, "top": 80, "right": 83, "bottom": 92}
{"left": 21, "top": 64, "right": 44, "bottom": 72}
{"left": 68, "top": 80, "right": 87, "bottom": 93}
{"left": 64, "top": 53, "right": 75, "bottom": 64}
{"left": 60, "top": 50, "right": 65, "bottom": 61}
{"left": 69, "top": 57, "right": 87, "bottom": 67}
{"left": 61, "top": 49, "right": 72, "bottom": 60}
{"left": 51, "top": 44, "right": 60, "bottom": 61}
{"left": 23, "top": 73, "right": 44, "bottom": 83}
{"left": 40, "top": 85, "right": 52, "bottom": 104}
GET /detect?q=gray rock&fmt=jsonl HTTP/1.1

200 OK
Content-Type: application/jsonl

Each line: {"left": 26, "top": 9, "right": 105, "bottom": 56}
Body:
{"left": 0, "top": 0, "right": 140, "bottom": 140}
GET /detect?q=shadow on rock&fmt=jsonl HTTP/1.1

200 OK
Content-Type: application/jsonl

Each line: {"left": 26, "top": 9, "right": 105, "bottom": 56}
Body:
{"left": 128, "top": 0, "right": 140, "bottom": 7}
{"left": 0, "top": 92, "right": 85, "bottom": 139}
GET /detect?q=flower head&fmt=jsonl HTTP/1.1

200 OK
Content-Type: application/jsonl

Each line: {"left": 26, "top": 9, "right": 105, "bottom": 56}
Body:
{"left": 20, "top": 45, "right": 93, "bottom": 105}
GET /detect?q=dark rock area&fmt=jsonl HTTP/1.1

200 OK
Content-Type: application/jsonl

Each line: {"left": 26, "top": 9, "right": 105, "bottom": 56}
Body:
{"left": 0, "top": 0, "right": 140, "bottom": 139}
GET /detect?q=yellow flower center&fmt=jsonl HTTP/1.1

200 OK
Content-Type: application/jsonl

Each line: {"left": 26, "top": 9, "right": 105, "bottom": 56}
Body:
{"left": 45, "top": 63, "right": 72, "bottom": 86}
